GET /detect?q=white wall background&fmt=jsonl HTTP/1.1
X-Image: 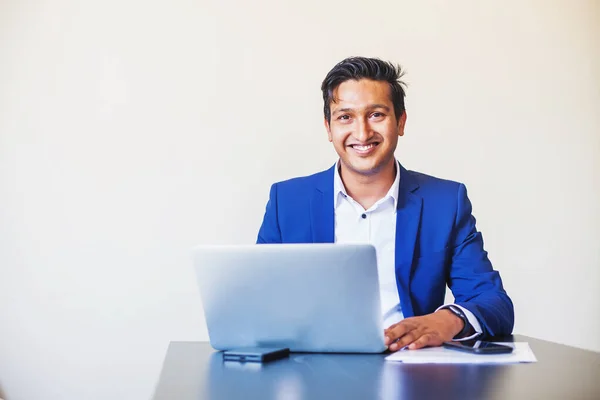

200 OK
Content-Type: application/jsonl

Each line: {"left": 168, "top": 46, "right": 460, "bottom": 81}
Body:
{"left": 1, "top": 0, "right": 599, "bottom": 399}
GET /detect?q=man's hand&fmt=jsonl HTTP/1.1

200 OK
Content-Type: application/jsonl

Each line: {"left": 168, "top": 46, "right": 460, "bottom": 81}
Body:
{"left": 384, "top": 310, "right": 465, "bottom": 351}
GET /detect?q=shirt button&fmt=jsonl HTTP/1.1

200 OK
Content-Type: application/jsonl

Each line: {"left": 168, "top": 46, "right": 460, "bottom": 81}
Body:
{"left": 361, "top": 213, "right": 367, "bottom": 219}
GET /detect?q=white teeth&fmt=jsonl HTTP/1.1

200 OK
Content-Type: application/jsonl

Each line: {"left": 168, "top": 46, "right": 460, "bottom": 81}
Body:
{"left": 353, "top": 144, "right": 374, "bottom": 151}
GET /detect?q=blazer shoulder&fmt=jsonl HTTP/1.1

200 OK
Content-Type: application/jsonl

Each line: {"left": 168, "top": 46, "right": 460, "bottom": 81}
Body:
{"left": 405, "top": 169, "right": 464, "bottom": 197}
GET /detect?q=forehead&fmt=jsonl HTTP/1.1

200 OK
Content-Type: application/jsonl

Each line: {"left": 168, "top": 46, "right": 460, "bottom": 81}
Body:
{"left": 331, "top": 79, "right": 392, "bottom": 110}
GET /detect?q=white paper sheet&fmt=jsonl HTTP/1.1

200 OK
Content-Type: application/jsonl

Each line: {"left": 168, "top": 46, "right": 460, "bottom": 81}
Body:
{"left": 385, "top": 342, "right": 537, "bottom": 364}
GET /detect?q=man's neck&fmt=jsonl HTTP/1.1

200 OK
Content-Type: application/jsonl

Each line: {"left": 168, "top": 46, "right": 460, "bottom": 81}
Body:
{"left": 340, "top": 159, "right": 397, "bottom": 210}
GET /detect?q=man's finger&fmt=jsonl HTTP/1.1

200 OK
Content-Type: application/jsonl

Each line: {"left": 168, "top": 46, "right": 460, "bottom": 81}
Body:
{"left": 388, "top": 330, "right": 420, "bottom": 351}
{"left": 384, "top": 323, "right": 399, "bottom": 336}
{"left": 408, "top": 333, "right": 433, "bottom": 350}
{"left": 384, "top": 320, "right": 416, "bottom": 345}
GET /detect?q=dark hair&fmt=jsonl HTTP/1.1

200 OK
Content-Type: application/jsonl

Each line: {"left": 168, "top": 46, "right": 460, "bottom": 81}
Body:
{"left": 321, "top": 57, "right": 406, "bottom": 123}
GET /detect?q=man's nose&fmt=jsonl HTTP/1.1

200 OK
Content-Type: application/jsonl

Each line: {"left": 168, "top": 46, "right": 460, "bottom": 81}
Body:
{"left": 355, "top": 118, "right": 371, "bottom": 142}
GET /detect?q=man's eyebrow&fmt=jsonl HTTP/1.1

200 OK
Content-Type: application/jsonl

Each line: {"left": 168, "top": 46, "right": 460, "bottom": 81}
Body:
{"left": 332, "top": 107, "right": 354, "bottom": 115}
{"left": 367, "top": 104, "right": 391, "bottom": 111}
{"left": 332, "top": 104, "right": 391, "bottom": 115}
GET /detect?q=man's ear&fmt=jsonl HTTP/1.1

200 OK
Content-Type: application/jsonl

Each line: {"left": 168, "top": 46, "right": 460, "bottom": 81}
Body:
{"left": 324, "top": 118, "right": 333, "bottom": 142}
{"left": 397, "top": 111, "right": 407, "bottom": 137}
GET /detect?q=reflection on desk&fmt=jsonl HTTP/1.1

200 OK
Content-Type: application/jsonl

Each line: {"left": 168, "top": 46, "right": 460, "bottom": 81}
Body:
{"left": 152, "top": 336, "right": 600, "bottom": 400}
{"left": 206, "top": 351, "right": 508, "bottom": 400}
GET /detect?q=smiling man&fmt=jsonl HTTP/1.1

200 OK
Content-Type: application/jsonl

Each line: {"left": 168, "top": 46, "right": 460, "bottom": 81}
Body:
{"left": 257, "top": 57, "right": 514, "bottom": 351}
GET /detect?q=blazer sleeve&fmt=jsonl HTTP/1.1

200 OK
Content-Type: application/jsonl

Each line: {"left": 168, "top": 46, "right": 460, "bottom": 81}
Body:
{"left": 257, "top": 183, "right": 283, "bottom": 244}
{"left": 448, "top": 183, "right": 515, "bottom": 337}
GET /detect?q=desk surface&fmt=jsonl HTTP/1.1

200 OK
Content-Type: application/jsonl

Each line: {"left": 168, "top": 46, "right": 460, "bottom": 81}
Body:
{"left": 152, "top": 335, "right": 600, "bottom": 400}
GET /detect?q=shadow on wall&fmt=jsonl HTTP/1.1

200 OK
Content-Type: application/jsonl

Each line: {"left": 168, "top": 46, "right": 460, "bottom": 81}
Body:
{"left": 0, "top": 383, "right": 5, "bottom": 400}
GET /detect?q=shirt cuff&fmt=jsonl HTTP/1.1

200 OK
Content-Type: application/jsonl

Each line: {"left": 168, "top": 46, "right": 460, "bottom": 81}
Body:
{"left": 436, "top": 304, "right": 483, "bottom": 341}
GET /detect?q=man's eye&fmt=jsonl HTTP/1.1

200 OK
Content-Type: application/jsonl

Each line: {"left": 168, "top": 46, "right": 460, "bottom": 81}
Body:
{"left": 371, "top": 112, "right": 384, "bottom": 118}
{"left": 338, "top": 115, "right": 350, "bottom": 120}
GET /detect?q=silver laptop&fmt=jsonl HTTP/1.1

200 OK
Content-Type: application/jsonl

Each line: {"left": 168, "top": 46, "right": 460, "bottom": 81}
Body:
{"left": 193, "top": 243, "right": 386, "bottom": 353}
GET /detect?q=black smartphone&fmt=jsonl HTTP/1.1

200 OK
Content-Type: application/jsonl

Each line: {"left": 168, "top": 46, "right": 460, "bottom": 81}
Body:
{"left": 223, "top": 347, "right": 290, "bottom": 363}
{"left": 442, "top": 340, "right": 514, "bottom": 354}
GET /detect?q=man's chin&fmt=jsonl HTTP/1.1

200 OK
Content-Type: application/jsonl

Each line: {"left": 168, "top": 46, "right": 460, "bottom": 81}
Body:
{"left": 343, "top": 159, "right": 383, "bottom": 177}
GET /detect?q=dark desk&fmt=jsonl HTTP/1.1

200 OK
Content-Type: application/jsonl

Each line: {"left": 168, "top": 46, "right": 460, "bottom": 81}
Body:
{"left": 152, "top": 335, "right": 600, "bottom": 400}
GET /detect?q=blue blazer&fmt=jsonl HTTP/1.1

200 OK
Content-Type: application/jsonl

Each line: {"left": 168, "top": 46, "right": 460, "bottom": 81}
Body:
{"left": 257, "top": 164, "right": 514, "bottom": 337}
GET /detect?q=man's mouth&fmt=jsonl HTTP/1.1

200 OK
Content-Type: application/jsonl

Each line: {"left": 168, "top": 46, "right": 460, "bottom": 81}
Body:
{"left": 349, "top": 142, "right": 379, "bottom": 155}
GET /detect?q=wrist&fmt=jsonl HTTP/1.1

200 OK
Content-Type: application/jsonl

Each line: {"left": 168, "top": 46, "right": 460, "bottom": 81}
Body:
{"left": 438, "top": 309, "right": 465, "bottom": 337}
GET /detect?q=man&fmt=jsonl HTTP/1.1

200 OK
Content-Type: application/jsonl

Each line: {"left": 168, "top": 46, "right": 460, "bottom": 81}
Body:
{"left": 257, "top": 57, "right": 514, "bottom": 352}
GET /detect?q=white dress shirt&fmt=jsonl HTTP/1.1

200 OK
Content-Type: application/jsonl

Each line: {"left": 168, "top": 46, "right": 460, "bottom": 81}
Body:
{"left": 333, "top": 160, "right": 482, "bottom": 340}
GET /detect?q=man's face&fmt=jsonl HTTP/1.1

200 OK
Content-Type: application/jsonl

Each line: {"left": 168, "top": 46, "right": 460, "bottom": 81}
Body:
{"left": 325, "top": 79, "right": 406, "bottom": 177}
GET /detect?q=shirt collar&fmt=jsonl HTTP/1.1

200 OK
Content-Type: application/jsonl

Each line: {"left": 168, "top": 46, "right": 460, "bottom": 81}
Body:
{"left": 333, "top": 159, "right": 401, "bottom": 210}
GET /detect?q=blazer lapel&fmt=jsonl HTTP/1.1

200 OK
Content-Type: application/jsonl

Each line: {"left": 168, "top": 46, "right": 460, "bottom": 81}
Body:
{"left": 310, "top": 165, "right": 335, "bottom": 243}
{"left": 395, "top": 164, "right": 422, "bottom": 317}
